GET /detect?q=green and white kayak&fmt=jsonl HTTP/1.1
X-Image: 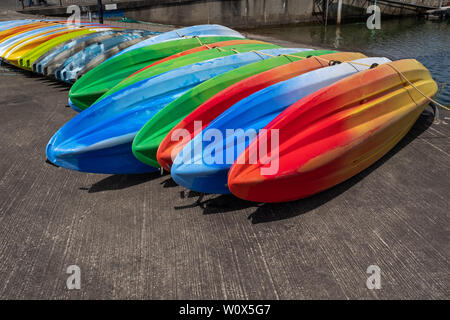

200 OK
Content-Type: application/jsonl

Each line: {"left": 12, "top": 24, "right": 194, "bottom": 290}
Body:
{"left": 68, "top": 36, "right": 249, "bottom": 110}
{"left": 69, "top": 41, "right": 280, "bottom": 111}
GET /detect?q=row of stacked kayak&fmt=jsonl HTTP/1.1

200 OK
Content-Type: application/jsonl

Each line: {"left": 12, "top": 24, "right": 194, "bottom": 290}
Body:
{"left": 2, "top": 20, "right": 438, "bottom": 202}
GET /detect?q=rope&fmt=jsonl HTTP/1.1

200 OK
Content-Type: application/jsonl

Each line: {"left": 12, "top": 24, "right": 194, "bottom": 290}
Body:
{"left": 252, "top": 49, "right": 448, "bottom": 111}
{"left": 193, "top": 36, "right": 212, "bottom": 49}
{"left": 386, "top": 64, "right": 449, "bottom": 111}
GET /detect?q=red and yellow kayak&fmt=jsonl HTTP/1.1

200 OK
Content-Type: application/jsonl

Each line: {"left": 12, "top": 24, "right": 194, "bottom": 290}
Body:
{"left": 228, "top": 59, "right": 438, "bottom": 202}
{"left": 157, "top": 51, "right": 366, "bottom": 171}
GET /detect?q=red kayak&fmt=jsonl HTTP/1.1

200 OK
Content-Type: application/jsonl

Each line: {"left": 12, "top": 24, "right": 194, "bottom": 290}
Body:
{"left": 157, "top": 51, "right": 366, "bottom": 170}
{"left": 228, "top": 59, "right": 438, "bottom": 202}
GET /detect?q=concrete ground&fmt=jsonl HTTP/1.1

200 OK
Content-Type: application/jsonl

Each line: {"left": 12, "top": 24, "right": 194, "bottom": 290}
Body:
{"left": 0, "top": 11, "right": 449, "bottom": 300}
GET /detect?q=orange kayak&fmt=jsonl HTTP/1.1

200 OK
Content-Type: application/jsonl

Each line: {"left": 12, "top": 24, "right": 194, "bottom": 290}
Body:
{"left": 228, "top": 59, "right": 438, "bottom": 202}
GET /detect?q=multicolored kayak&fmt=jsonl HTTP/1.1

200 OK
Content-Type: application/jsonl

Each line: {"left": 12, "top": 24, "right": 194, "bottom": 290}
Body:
{"left": 228, "top": 59, "right": 438, "bottom": 202}
{"left": 74, "top": 36, "right": 151, "bottom": 77}
{"left": 0, "top": 20, "right": 41, "bottom": 32}
{"left": 0, "top": 22, "right": 55, "bottom": 42}
{"left": 155, "top": 52, "right": 367, "bottom": 171}
{"left": 132, "top": 49, "right": 338, "bottom": 168}
{"left": 33, "top": 30, "right": 119, "bottom": 74}
{"left": 4, "top": 27, "right": 88, "bottom": 66}
{"left": 18, "top": 29, "right": 96, "bottom": 70}
{"left": 112, "top": 24, "right": 245, "bottom": 57}
{"left": 170, "top": 57, "right": 391, "bottom": 194}
{"left": 46, "top": 47, "right": 298, "bottom": 174}
{"left": 54, "top": 31, "right": 153, "bottom": 82}
{"left": 0, "top": 24, "right": 67, "bottom": 58}
{"left": 88, "top": 42, "right": 279, "bottom": 109}
{"left": 68, "top": 37, "right": 251, "bottom": 110}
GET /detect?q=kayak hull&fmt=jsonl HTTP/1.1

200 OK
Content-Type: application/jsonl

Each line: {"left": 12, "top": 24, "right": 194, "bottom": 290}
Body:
{"left": 228, "top": 59, "right": 438, "bottom": 202}
{"left": 155, "top": 52, "right": 366, "bottom": 171}
{"left": 170, "top": 57, "right": 391, "bottom": 194}
{"left": 68, "top": 37, "right": 248, "bottom": 110}
{"left": 46, "top": 47, "right": 295, "bottom": 174}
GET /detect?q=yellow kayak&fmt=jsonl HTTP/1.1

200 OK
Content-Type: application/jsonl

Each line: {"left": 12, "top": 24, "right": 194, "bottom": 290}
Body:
{"left": 18, "top": 29, "right": 96, "bottom": 70}
{"left": 5, "top": 27, "right": 85, "bottom": 66}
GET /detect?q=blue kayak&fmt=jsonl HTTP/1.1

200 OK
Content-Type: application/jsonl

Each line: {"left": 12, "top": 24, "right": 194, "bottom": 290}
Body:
{"left": 46, "top": 48, "right": 302, "bottom": 174}
{"left": 54, "top": 31, "right": 155, "bottom": 83}
{"left": 112, "top": 24, "right": 244, "bottom": 58}
{"left": 33, "top": 30, "right": 119, "bottom": 74}
{"left": 171, "top": 57, "right": 392, "bottom": 194}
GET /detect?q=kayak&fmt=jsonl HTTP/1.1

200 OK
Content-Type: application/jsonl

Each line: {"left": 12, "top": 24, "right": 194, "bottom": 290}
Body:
{"left": 74, "top": 36, "right": 151, "bottom": 78}
{"left": 125, "top": 39, "right": 269, "bottom": 80}
{"left": 18, "top": 29, "right": 96, "bottom": 70}
{"left": 132, "top": 49, "right": 339, "bottom": 169}
{"left": 112, "top": 24, "right": 244, "bottom": 57}
{"left": 0, "top": 24, "right": 68, "bottom": 58}
{"left": 33, "top": 30, "right": 119, "bottom": 74}
{"left": 154, "top": 52, "right": 367, "bottom": 171}
{"left": 228, "top": 59, "right": 438, "bottom": 202}
{"left": 68, "top": 37, "right": 254, "bottom": 110}
{"left": 45, "top": 47, "right": 299, "bottom": 174}
{"left": 91, "top": 42, "right": 280, "bottom": 108}
{"left": 4, "top": 27, "right": 89, "bottom": 66}
{"left": 0, "top": 22, "right": 55, "bottom": 42}
{"left": 0, "top": 20, "right": 41, "bottom": 32}
{"left": 170, "top": 57, "right": 392, "bottom": 194}
{"left": 54, "top": 31, "right": 153, "bottom": 82}
{"left": 39, "top": 31, "right": 126, "bottom": 77}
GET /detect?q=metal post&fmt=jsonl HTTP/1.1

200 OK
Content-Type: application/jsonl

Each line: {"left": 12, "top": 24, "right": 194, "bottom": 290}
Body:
{"left": 97, "top": 0, "right": 104, "bottom": 24}
{"left": 325, "top": 0, "right": 329, "bottom": 26}
{"left": 337, "top": 0, "right": 343, "bottom": 25}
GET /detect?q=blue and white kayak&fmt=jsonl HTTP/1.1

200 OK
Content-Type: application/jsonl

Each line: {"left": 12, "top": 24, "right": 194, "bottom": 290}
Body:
{"left": 112, "top": 24, "right": 244, "bottom": 58}
{"left": 46, "top": 48, "right": 302, "bottom": 174}
{"left": 171, "top": 57, "right": 392, "bottom": 194}
{"left": 33, "top": 30, "right": 118, "bottom": 74}
{"left": 54, "top": 31, "right": 151, "bottom": 82}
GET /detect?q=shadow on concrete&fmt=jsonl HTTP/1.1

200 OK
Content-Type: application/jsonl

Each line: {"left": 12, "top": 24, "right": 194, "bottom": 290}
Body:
{"left": 34, "top": 77, "right": 71, "bottom": 91}
{"left": 81, "top": 172, "right": 163, "bottom": 193}
{"left": 0, "top": 64, "right": 71, "bottom": 91}
{"left": 248, "top": 108, "right": 435, "bottom": 224}
{"left": 160, "top": 177, "right": 178, "bottom": 188}
{"left": 0, "top": 63, "right": 40, "bottom": 78}
{"left": 175, "top": 108, "right": 435, "bottom": 223}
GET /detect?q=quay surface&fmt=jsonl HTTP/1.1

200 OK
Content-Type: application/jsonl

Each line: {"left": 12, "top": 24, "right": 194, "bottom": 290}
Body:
{"left": 0, "top": 8, "right": 449, "bottom": 299}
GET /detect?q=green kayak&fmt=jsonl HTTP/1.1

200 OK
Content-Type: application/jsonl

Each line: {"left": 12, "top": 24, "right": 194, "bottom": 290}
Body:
{"left": 68, "top": 36, "right": 245, "bottom": 110}
{"left": 18, "top": 29, "right": 95, "bottom": 70}
{"left": 94, "top": 42, "right": 280, "bottom": 103}
{"left": 131, "top": 49, "right": 337, "bottom": 167}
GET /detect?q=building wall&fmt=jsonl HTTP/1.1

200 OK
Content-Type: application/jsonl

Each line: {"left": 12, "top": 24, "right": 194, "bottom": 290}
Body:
{"left": 124, "top": 0, "right": 440, "bottom": 27}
